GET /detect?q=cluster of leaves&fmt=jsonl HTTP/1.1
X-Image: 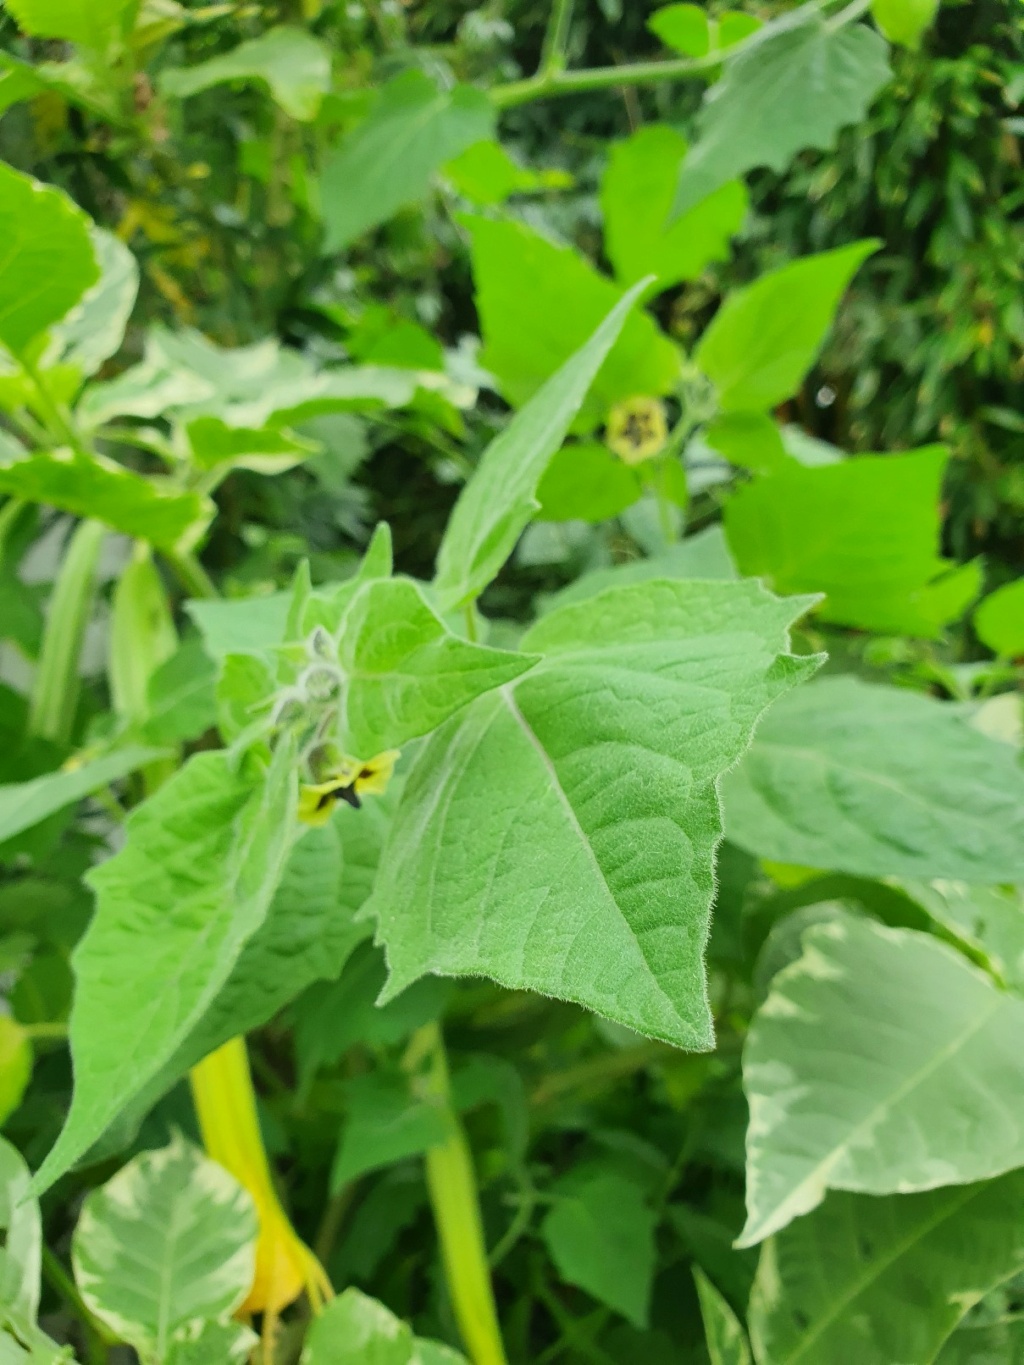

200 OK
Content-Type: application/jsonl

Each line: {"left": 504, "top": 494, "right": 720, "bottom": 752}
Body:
{"left": 0, "top": 0, "right": 1022, "bottom": 1363}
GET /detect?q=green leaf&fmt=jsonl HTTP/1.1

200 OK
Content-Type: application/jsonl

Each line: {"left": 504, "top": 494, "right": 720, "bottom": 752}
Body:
{"left": 184, "top": 416, "right": 319, "bottom": 474}
{"left": 371, "top": 580, "right": 819, "bottom": 1050}
{"left": 722, "top": 677, "right": 1024, "bottom": 884}
{"left": 33, "top": 745, "right": 296, "bottom": 1193}
{"left": 159, "top": 27, "right": 331, "bottom": 121}
{"left": 165, "top": 1321, "right": 258, "bottom": 1365}
{"left": 871, "top": 0, "right": 940, "bottom": 48}
{"left": 542, "top": 525, "right": 737, "bottom": 613}
{"left": 601, "top": 126, "right": 747, "bottom": 293}
{"left": 142, "top": 641, "right": 218, "bottom": 746}
{"left": 0, "top": 164, "right": 98, "bottom": 359}
{"left": 331, "top": 1072, "right": 449, "bottom": 1189}
{"left": 748, "top": 1171, "right": 1024, "bottom": 1365}
{"left": 301, "top": 1287, "right": 465, "bottom": 1365}
{"left": 675, "top": 12, "right": 891, "bottom": 214}
{"left": 433, "top": 280, "right": 651, "bottom": 609}
{"left": 704, "top": 413, "right": 788, "bottom": 475}
{"left": 975, "top": 579, "right": 1024, "bottom": 658}
{"left": 443, "top": 139, "right": 569, "bottom": 206}
{"left": 900, "top": 881, "right": 1024, "bottom": 994}
{"left": 936, "top": 1317, "right": 1024, "bottom": 1364}
{"left": 2, "top": 0, "right": 132, "bottom": 50}
{"left": 46, "top": 228, "right": 138, "bottom": 379}
{"left": 536, "top": 441, "right": 642, "bottom": 522}
{"left": 724, "top": 446, "right": 977, "bottom": 635}
{"left": 334, "top": 577, "right": 538, "bottom": 755}
{"left": 541, "top": 1166, "right": 657, "bottom": 1328}
{"left": 0, "top": 1021, "right": 30, "bottom": 1129}
{"left": 0, "top": 745, "right": 168, "bottom": 845}
{"left": 695, "top": 242, "right": 878, "bottom": 414}
{"left": 648, "top": 4, "right": 711, "bottom": 56}
{"left": 72, "top": 1135, "right": 257, "bottom": 1362}
{"left": 0, "top": 451, "right": 213, "bottom": 553}
{"left": 186, "top": 593, "right": 291, "bottom": 658}
{"left": 463, "top": 214, "right": 680, "bottom": 432}
{"left": 694, "top": 1269, "right": 750, "bottom": 1365}
{"left": 0, "top": 1139, "right": 42, "bottom": 1321}
{"left": 321, "top": 71, "right": 495, "bottom": 252}
{"left": 739, "top": 913, "right": 1024, "bottom": 1247}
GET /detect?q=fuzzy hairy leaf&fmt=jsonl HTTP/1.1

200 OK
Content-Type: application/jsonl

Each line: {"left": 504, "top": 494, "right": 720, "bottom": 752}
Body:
{"left": 675, "top": 12, "right": 891, "bottom": 214}
{"left": 723, "top": 678, "right": 1024, "bottom": 884}
{"left": 72, "top": 1136, "right": 257, "bottom": 1361}
{"left": 33, "top": 746, "right": 296, "bottom": 1193}
{"left": 748, "top": 1171, "right": 1024, "bottom": 1365}
{"left": 371, "top": 580, "right": 819, "bottom": 1049}
{"left": 740, "top": 914, "right": 1024, "bottom": 1247}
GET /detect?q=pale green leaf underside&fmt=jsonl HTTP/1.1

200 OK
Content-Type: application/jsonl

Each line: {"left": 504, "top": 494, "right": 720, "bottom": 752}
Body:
{"left": 748, "top": 1171, "right": 1024, "bottom": 1365}
{"left": 159, "top": 27, "right": 331, "bottom": 121}
{"left": 371, "top": 579, "right": 820, "bottom": 1050}
{"left": 675, "top": 13, "right": 891, "bottom": 214}
{"left": 46, "top": 226, "right": 138, "bottom": 378}
{"left": 723, "top": 677, "right": 1024, "bottom": 884}
{"left": 0, "top": 746, "right": 167, "bottom": 846}
{"left": 694, "top": 1269, "right": 750, "bottom": 1365}
{"left": 72, "top": 1136, "right": 257, "bottom": 1360}
{"left": 33, "top": 747, "right": 296, "bottom": 1194}
{"left": 740, "top": 914, "right": 1024, "bottom": 1247}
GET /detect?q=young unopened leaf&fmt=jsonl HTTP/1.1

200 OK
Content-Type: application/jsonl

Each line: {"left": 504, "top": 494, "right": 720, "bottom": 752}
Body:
{"left": 33, "top": 745, "right": 296, "bottom": 1193}
{"left": 0, "top": 451, "right": 213, "bottom": 553}
{"left": 434, "top": 281, "right": 651, "bottom": 609}
{"left": 723, "top": 678, "right": 1024, "bottom": 884}
{"left": 463, "top": 214, "right": 679, "bottom": 432}
{"left": 602, "top": 126, "right": 746, "bottom": 293}
{"left": 160, "top": 27, "right": 331, "bottom": 121}
{"left": 541, "top": 1167, "right": 657, "bottom": 1328}
{"left": 740, "top": 914, "right": 1024, "bottom": 1246}
{"left": 748, "top": 1171, "right": 1024, "bottom": 1365}
{"left": 0, "top": 164, "right": 98, "bottom": 358}
{"left": 321, "top": 71, "right": 494, "bottom": 252}
{"left": 695, "top": 243, "right": 878, "bottom": 414}
{"left": 694, "top": 1269, "right": 750, "bottom": 1365}
{"left": 371, "top": 580, "right": 820, "bottom": 1049}
{"left": 0, "top": 746, "right": 167, "bottom": 846}
{"left": 72, "top": 1136, "right": 257, "bottom": 1362}
{"left": 675, "top": 12, "right": 891, "bottom": 214}
{"left": 724, "top": 446, "right": 978, "bottom": 634}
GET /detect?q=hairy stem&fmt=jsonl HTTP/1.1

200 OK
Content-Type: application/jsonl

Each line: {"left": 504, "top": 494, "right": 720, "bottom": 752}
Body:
{"left": 414, "top": 1022, "right": 508, "bottom": 1365}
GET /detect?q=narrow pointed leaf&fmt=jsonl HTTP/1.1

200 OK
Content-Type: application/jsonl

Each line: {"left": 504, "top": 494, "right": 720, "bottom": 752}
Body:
{"left": 695, "top": 1269, "right": 750, "bottom": 1365}
{"left": 0, "top": 746, "right": 168, "bottom": 845}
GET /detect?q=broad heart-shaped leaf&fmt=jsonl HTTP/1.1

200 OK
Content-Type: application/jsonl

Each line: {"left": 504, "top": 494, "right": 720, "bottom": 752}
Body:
{"left": 541, "top": 1166, "right": 657, "bottom": 1328}
{"left": 724, "top": 446, "right": 980, "bottom": 635}
{"left": 722, "top": 677, "right": 1024, "bottom": 885}
{"left": 159, "top": 27, "right": 331, "bottom": 121}
{"left": 300, "top": 1287, "right": 468, "bottom": 1365}
{"left": 694, "top": 1269, "right": 750, "bottom": 1365}
{"left": 3, "top": 0, "right": 132, "bottom": 47}
{"left": 370, "top": 579, "right": 820, "bottom": 1049}
{"left": 433, "top": 281, "right": 650, "bottom": 610}
{"left": 335, "top": 577, "right": 538, "bottom": 755}
{"left": 0, "top": 163, "right": 98, "bottom": 358}
{"left": 976, "top": 578, "right": 1024, "bottom": 658}
{"left": 72, "top": 1135, "right": 257, "bottom": 1362}
{"left": 45, "top": 227, "right": 138, "bottom": 379}
{"left": 463, "top": 214, "right": 681, "bottom": 434}
{"left": 0, "top": 1139, "right": 42, "bottom": 1322}
{"left": 748, "top": 1171, "right": 1024, "bottom": 1365}
{"left": 601, "top": 126, "right": 747, "bottom": 294}
{"left": 695, "top": 242, "right": 877, "bottom": 414}
{"left": 0, "top": 745, "right": 167, "bottom": 845}
{"left": 0, "top": 450, "right": 213, "bottom": 553}
{"left": 32, "top": 745, "right": 296, "bottom": 1194}
{"left": 321, "top": 70, "right": 494, "bottom": 252}
{"left": 739, "top": 913, "right": 1024, "bottom": 1248}
{"left": 674, "top": 11, "right": 891, "bottom": 214}
{"left": 123, "top": 796, "right": 390, "bottom": 1126}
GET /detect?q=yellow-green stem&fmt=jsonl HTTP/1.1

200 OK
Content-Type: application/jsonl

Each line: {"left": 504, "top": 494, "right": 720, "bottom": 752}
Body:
{"left": 28, "top": 519, "right": 106, "bottom": 744}
{"left": 415, "top": 1022, "right": 508, "bottom": 1365}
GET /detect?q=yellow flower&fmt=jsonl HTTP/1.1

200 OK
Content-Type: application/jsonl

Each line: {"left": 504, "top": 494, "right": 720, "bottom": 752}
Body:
{"left": 190, "top": 1037, "right": 332, "bottom": 1317}
{"left": 606, "top": 396, "right": 669, "bottom": 466}
{"left": 298, "top": 749, "right": 400, "bottom": 826}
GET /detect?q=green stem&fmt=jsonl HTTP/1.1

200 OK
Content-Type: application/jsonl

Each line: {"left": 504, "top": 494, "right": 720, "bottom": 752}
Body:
{"left": 540, "top": 0, "right": 575, "bottom": 75}
{"left": 28, "top": 518, "right": 106, "bottom": 745}
{"left": 414, "top": 1022, "right": 508, "bottom": 1365}
{"left": 19, "top": 354, "right": 86, "bottom": 453}
{"left": 164, "top": 547, "right": 218, "bottom": 600}
{"left": 41, "top": 1245, "right": 114, "bottom": 1361}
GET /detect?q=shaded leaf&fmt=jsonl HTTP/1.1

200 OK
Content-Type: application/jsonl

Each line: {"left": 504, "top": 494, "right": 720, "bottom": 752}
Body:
{"left": 0, "top": 746, "right": 169, "bottom": 845}
{"left": 331, "top": 1073, "right": 449, "bottom": 1189}
{"left": 160, "top": 27, "right": 331, "bottom": 120}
